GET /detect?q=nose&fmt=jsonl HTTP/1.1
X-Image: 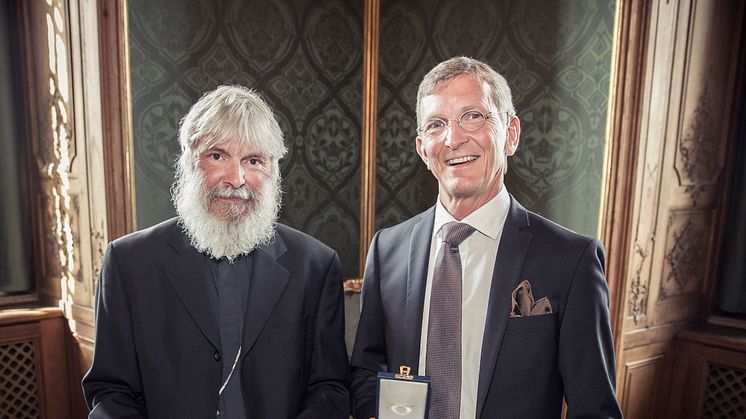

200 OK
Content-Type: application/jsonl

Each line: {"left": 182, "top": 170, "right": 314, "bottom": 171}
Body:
{"left": 443, "top": 122, "right": 468, "bottom": 149}
{"left": 224, "top": 160, "right": 246, "bottom": 188}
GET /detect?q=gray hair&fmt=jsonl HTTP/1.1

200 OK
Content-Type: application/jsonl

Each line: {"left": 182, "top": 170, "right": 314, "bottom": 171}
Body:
{"left": 416, "top": 56, "right": 515, "bottom": 126}
{"left": 177, "top": 85, "right": 287, "bottom": 175}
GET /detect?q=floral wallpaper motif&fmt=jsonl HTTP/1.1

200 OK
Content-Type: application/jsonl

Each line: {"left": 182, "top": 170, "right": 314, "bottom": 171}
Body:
{"left": 376, "top": 0, "right": 615, "bottom": 237}
{"left": 130, "top": 0, "right": 363, "bottom": 276}
{"left": 130, "top": 0, "right": 614, "bottom": 277}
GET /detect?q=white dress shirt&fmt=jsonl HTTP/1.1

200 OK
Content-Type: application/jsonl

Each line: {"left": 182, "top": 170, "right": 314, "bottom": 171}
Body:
{"left": 418, "top": 186, "right": 511, "bottom": 419}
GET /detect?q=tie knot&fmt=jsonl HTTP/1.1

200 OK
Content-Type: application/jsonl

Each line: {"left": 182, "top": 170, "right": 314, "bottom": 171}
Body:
{"left": 441, "top": 222, "right": 476, "bottom": 246}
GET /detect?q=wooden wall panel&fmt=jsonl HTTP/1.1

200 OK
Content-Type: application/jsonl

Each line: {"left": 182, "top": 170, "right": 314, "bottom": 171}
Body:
{"left": 619, "top": 0, "right": 743, "bottom": 344}
{"left": 619, "top": 347, "right": 668, "bottom": 418}
{"left": 613, "top": 0, "right": 745, "bottom": 415}
{"left": 16, "top": 0, "right": 108, "bottom": 372}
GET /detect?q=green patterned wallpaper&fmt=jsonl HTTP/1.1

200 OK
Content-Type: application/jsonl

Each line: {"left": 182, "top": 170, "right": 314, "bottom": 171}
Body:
{"left": 129, "top": 0, "right": 363, "bottom": 276}
{"left": 129, "top": 0, "right": 614, "bottom": 277}
{"left": 375, "top": 0, "right": 615, "bottom": 237}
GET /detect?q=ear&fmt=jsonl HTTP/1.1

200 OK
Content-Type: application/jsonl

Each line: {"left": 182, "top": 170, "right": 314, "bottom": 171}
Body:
{"left": 504, "top": 116, "right": 521, "bottom": 156}
{"left": 415, "top": 136, "right": 430, "bottom": 170}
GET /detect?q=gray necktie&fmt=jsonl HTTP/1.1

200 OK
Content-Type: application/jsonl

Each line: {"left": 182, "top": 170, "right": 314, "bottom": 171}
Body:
{"left": 426, "top": 222, "right": 476, "bottom": 419}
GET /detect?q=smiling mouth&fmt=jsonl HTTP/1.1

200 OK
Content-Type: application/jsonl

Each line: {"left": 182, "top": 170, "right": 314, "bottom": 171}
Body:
{"left": 446, "top": 155, "right": 478, "bottom": 166}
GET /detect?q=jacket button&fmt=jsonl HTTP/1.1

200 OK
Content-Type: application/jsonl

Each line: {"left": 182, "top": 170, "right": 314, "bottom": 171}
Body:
{"left": 214, "top": 350, "right": 221, "bottom": 361}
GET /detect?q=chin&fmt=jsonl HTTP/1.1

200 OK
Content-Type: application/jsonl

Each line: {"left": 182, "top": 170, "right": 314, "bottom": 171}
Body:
{"left": 443, "top": 182, "right": 480, "bottom": 197}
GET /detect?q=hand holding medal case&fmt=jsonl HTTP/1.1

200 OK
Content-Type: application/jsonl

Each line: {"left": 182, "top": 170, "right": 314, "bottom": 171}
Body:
{"left": 376, "top": 366, "right": 431, "bottom": 418}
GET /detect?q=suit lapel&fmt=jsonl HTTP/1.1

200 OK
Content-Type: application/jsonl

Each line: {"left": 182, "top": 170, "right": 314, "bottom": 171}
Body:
{"left": 241, "top": 232, "right": 289, "bottom": 357}
{"left": 404, "top": 208, "right": 434, "bottom": 370}
{"left": 476, "top": 196, "right": 532, "bottom": 417}
{"left": 163, "top": 224, "right": 220, "bottom": 349}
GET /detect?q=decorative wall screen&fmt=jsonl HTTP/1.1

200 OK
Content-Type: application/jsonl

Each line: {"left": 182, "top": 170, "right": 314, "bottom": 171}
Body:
{"left": 0, "top": 340, "right": 39, "bottom": 418}
{"left": 702, "top": 364, "right": 746, "bottom": 418}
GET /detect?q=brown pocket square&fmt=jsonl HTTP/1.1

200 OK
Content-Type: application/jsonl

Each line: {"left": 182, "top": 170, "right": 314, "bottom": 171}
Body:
{"left": 510, "top": 280, "right": 552, "bottom": 317}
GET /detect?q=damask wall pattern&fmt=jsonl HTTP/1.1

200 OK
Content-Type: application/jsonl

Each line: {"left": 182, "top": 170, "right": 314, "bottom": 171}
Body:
{"left": 376, "top": 0, "right": 615, "bottom": 237}
{"left": 130, "top": 0, "right": 614, "bottom": 277}
{"left": 129, "top": 0, "right": 364, "bottom": 276}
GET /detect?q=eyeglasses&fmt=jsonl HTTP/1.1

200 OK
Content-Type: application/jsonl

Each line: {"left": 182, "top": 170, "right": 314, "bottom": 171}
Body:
{"left": 417, "top": 110, "right": 494, "bottom": 139}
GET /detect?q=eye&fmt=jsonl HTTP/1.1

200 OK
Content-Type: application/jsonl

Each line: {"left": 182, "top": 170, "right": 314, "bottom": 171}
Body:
{"left": 245, "top": 156, "right": 266, "bottom": 167}
{"left": 462, "top": 111, "right": 485, "bottom": 121}
{"left": 423, "top": 119, "right": 446, "bottom": 132}
{"left": 209, "top": 152, "right": 222, "bottom": 161}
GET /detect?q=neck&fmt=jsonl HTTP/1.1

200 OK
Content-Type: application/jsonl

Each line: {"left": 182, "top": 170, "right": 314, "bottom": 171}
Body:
{"left": 440, "top": 181, "right": 503, "bottom": 221}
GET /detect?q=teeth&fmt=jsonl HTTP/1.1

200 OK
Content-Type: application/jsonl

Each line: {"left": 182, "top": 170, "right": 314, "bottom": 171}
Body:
{"left": 447, "top": 156, "right": 477, "bottom": 165}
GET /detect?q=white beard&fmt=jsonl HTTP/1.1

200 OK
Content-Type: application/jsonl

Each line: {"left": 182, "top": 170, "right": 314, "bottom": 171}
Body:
{"left": 172, "top": 167, "right": 282, "bottom": 262}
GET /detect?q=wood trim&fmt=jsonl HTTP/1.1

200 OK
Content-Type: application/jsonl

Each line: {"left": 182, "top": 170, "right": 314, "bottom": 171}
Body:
{"left": 599, "top": 0, "right": 653, "bottom": 378}
{"left": 0, "top": 307, "right": 63, "bottom": 326}
{"left": 98, "top": 0, "right": 136, "bottom": 241}
{"left": 345, "top": 0, "right": 380, "bottom": 293}
{"left": 707, "top": 314, "right": 746, "bottom": 331}
{"left": 678, "top": 325, "right": 746, "bottom": 353}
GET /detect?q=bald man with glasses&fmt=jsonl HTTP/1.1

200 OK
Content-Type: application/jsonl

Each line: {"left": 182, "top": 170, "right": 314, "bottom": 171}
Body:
{"left": 350, "top": 57, "right": 623, "bottom": 419}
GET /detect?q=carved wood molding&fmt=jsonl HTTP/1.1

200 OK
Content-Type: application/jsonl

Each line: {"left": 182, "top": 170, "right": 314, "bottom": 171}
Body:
{"left": 676, "top": 87, "right": 718, "bottom": 186}
{"left": 675, "top": 85, "right": 722, "bottom": 207}
{"left": 98, "top": 0, "right": 136, "bottom": 241}
{"left": 600, "top": 0, "right": 653, "bottom": 360}
{"left": 628, "top": 235, "right": 654, "bottom": 324}
{"left": 12, "top": 0, "right": 81, "bottom": 310}
{"left": 660, "top": 210, "right": 710, "bottom": 299}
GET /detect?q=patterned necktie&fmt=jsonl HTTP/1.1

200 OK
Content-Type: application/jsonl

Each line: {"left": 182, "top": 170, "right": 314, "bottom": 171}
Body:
{"left": 426, "top": 222, "right": 476, "bottom": 419}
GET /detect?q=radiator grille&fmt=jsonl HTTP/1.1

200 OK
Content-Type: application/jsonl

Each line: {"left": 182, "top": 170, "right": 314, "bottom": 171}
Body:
{"left": 702, "top": 364, "right": 746, "bottom": 419}
{"left": 0, "top": 340, "right": 40, "bottom": 418}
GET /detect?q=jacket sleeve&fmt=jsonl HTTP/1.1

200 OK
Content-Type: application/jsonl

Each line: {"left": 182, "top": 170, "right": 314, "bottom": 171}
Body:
{"left": 350, "top": 231, "right": 386, "bottom": 418}
{"left": 82, "top": 243, "right": 147, "bottom": 418}
{"left": 559, "top": 239, "right": 623, "bottom": 419}
{"left": 298, "top": 252, "right": 351, "bottom": 419}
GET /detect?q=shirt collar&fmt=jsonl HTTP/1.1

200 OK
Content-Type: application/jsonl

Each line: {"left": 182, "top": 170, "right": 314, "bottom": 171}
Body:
{"left": 433, "top": 186, "right": 510, "bottom": 240}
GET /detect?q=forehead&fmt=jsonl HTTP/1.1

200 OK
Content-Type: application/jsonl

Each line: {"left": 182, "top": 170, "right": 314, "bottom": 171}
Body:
{"left": 421, "top": 75, "right": 492, "bottom": 117}
{"left": 199, "top": 137, "right": 265, "bottom": 156}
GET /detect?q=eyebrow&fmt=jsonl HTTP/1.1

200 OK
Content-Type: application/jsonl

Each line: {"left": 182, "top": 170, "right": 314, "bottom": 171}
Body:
{"left": 426, "top": 106, "right": 486, "bottom": 120}
{"left": 201, "top": 146, "right": 227, "bottom": 154}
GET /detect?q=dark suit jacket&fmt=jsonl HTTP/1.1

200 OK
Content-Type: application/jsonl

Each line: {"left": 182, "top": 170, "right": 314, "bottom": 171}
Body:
{"left": 350, "top": 196, "right": 622, "bottom": 418}
{"left": 83, "top": 218, "right": 350, "bottom": 418}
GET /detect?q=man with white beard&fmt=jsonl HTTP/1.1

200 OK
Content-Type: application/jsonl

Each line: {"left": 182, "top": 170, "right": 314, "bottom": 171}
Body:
{"left": 83, "top": 85, "right": 350, "bottom": 419}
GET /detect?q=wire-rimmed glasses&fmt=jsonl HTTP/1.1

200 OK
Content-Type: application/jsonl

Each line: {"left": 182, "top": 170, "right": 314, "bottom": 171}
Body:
{"left": 417, "top": 110, "right": 494, "bottom": 140}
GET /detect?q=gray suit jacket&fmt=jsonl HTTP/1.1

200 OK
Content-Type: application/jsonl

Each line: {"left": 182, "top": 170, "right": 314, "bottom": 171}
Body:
{"left": 350, "top": 196, "right": 622, "bottom": 418}
{"left": 83, "top": 218, "right": 350, "bottom": 418}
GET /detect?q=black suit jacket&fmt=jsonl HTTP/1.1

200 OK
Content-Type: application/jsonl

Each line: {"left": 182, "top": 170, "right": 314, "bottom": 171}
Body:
{"left": 83, "top": 218, "right": 350, "bottom": 418}
{"left": 350, "top": 196, "right": 622, "bottom": 418}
